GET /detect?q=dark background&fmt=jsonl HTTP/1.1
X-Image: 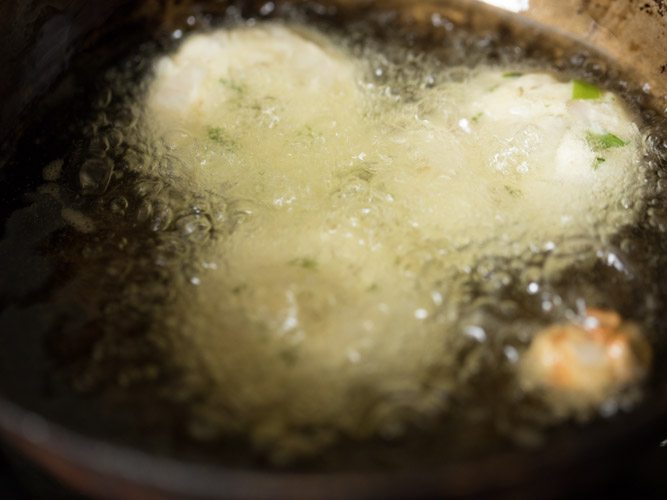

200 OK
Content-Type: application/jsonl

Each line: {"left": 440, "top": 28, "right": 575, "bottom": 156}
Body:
{"left": 0, "top": 442, "right": 665, "bottom": 499}
{"left": 0, "top": 446, "right": 84, "bottom": 500}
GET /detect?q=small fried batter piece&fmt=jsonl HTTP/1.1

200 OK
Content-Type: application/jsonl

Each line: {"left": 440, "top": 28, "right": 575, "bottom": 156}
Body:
{"left": 520, "top": 308, "right": 652, "bottom": 415}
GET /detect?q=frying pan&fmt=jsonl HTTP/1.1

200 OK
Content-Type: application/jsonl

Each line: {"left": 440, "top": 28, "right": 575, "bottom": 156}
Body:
{"left": 0, "top": 1, "right": 666, "bottom": 498}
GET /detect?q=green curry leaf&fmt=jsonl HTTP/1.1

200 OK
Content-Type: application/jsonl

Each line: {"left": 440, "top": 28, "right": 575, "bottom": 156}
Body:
{"left": 572, "top": 79, "right": 602, "bottom": 100}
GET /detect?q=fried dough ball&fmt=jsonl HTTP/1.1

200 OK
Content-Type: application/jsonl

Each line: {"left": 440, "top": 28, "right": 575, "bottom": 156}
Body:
{"left": 520, "top": 308, "right": 652, "bottom": 415}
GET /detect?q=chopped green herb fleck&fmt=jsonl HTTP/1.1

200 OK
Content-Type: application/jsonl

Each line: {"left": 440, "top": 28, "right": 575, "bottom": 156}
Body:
{"left": 471, "top": 112, "right": 483, "bottom": 123}
{"left": 504, "top": 185, "right": 522, "bottom": 198}
{"left": 249, "top": 101, "right": 263, "bottom": 113}
{"left": 290, "top": 257, "right": 318, "bottom": 270}
{"left": 246, "top": 95, "right": 278, "bottom": 116}
{"left": 586, "top": 132, "right": 628, "bottom": 151}
{"left": 208, "top": 126, "right": 223, "bottom": 142}
{"left": 219, "top": 77, "right": 246, "bottom": 94}
{"left": 357, "top": 167, "right": 375, "bottom": 182}
{"left": 298, "top": 125, "right": 321, "bottom": 141}
{"left": 593, "top": 157, "right": 607, "bottom": 170}
{"left": 367, "top": 283, "right": 380, "bottom": 292}
{"left": 572, "top": 79, "right": 602, "bottom": 100}
{"left": 207, "top": 126, "right": 236, "bottom": 150}
{"left": 503, "top": 71, "right": 523, "bottom": 78}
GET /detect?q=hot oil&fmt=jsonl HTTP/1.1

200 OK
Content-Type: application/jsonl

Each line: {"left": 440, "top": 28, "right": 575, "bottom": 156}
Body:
{"left": 1, "top": 0, "right": 667, "bottom": 470}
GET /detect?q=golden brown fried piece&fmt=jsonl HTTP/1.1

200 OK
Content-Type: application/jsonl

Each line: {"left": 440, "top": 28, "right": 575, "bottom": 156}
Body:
{"left": 520, "top": 308, "right": 652, "bottom": 415}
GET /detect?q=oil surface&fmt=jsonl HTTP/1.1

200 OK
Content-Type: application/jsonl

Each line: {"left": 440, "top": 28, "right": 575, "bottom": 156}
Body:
{"left": 1, "top": 0, "right": 667, "bottom": 470}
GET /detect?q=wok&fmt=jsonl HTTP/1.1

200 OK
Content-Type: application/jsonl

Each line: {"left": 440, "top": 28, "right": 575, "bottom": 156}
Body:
{"left": 0, "top": 1, "right": 666, "bottom": 498}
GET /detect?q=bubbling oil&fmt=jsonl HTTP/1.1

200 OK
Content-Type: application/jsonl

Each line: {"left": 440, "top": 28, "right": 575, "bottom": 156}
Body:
{"left": 3, "top": 1, "right": 667, "bottom": 468}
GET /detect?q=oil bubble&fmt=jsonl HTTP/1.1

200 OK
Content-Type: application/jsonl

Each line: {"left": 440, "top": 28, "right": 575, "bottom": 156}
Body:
{"left": 175, "top": 214, "right": 212, "bottom": 243}
{"left": 110, "top": 196, "right": 129, "bottom": 215}
{"left": 79, "top": 158, "right": 114, "bottom": 194}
